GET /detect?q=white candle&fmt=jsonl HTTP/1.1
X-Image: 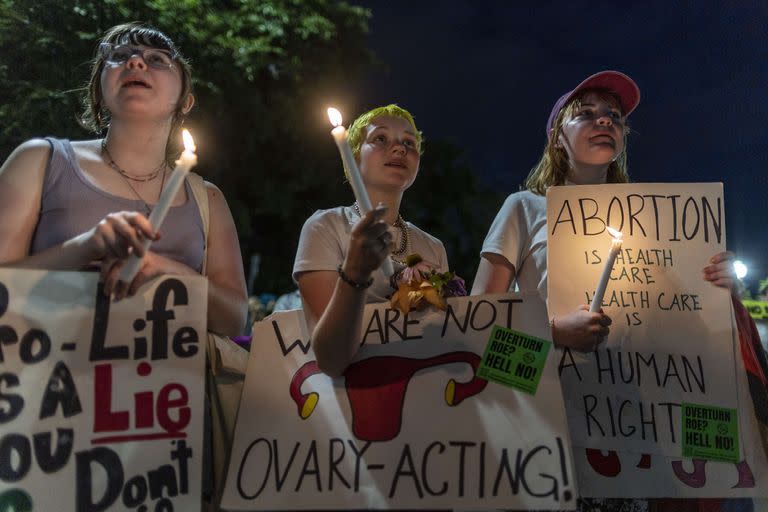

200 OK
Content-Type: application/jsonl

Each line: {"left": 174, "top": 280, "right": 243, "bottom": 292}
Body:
{"left": 118, "top": 129, "right": 198, "bottom": 283}
{"left": 327, "top": 107, "right": 394, "bottom": 277}
{"left": 589, "top": 226, "right": 623, "bottom": 313}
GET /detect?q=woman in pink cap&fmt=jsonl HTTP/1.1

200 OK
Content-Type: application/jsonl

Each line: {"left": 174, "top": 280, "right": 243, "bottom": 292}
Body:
{"left": 472, "top": 71, "right": 760, "bottom": 511}
{"left": 472, "top": 70, "right": 739, "bottom": 350}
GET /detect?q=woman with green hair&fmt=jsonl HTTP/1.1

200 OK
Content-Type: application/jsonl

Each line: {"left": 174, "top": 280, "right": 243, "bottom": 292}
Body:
{"left": 293, "top": 104, "right": 448, "bottom": 376}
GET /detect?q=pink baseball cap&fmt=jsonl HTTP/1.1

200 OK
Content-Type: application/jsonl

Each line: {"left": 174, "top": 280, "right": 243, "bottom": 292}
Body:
{"left": 546, "top": 70, "right": 641, "bottom": 138}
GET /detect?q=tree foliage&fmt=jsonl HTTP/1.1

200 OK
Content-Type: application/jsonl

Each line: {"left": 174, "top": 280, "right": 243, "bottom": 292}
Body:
{"left": 0, "top": 0, "right": 498, "bottom": 294}
{"left": 0, "top": 0, "right": 371, "bottom": 292}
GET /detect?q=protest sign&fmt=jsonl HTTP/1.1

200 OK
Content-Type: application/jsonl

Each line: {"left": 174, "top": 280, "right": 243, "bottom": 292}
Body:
{"left": 0, "top": 270, "right": 207, "bottom": 511}
{"left": 547, "top": 183, "right": 736, "bottom": 457}
{"left": 574, "top": 317, "right": 768, "bottom": 498}
{"left": 221, "top": 293, "right": 577, "bottom": 510}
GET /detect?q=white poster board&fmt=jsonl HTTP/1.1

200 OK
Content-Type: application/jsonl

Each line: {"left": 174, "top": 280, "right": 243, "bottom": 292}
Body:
{"left": 0, "top": 270, "right": 207, "bottom": 511}
{"left": 222, "top": 293, "right": 577, "bottom": 510}
{"left": 547, "top": 183, "right": 736, "bottom": 457}
{"left": 573, "top": 312, "right": 768, "bottom": 498}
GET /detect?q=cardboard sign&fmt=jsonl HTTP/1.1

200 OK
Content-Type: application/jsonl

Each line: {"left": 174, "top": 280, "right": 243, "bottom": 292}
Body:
{"left": 222, "top": 293, "right": 577, "bottom": 510}
{"left": 0, "top": 270, "right": 207, "bottom": 511}
{"left": 573, "top": 316, "right": 768, "bottom": 498}
{"left": 547, "top": 183, "right": 738, "bottom": 457}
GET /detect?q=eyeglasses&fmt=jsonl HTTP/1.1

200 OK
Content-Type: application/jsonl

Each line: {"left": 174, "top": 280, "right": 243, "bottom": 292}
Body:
{"left": 99, "top": 43, "right": 176, "bottom": 70}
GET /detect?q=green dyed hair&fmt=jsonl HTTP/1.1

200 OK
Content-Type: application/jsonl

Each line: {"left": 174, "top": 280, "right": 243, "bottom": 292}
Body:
{"left": 347, "top": 104, "right": 423, "bottom": 158}
{"left": 524, "top": 89, "right": 631, "bottom": 195}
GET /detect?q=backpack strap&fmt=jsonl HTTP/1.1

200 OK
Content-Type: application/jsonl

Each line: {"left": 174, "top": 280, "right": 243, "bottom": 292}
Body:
{"left": 187, "top": 171, "right": 210, "bottom": 276}
{"left": 188, "top": 172, "right": 245, "bottom": 504}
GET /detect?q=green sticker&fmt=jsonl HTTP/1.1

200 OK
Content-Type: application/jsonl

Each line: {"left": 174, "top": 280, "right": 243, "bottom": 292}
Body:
{"left": 681, "top": 402, "right": 739, "bottom": 463}
{"left": 476, "top": 325, "right": 551, "bottom": 394}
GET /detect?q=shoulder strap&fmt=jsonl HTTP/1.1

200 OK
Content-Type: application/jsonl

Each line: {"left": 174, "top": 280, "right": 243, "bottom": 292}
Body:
{"left": 187, "top": 171, "right": 210, "bottom": 275}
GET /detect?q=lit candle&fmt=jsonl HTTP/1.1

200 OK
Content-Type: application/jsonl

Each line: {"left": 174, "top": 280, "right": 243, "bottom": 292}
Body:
{"left": 327, "top": 107, "right": 394, "bottom": 277}
{"left": 118, "top": 129, "right": 198, "bottom": 284}
{"left": 589, "top": 226, "right": 623, "bottom": 313}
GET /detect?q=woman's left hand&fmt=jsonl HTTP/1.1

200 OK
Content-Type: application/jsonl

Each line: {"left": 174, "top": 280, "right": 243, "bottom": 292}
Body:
{"left": 702, "top": 251, "right": 742, "bottom": 297}
{"left": 101, "top": 251, "right": 195, "bottom": 300}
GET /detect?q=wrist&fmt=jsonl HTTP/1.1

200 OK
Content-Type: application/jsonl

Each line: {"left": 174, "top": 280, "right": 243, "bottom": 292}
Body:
{"left": 338, "top": 264, "right": 373, "bottom": 290}
{"left": 340, "top": 260, "right": 371, "bottom": 284}
{"left": 65, "top": 231, "right": 100, "bottom": 263}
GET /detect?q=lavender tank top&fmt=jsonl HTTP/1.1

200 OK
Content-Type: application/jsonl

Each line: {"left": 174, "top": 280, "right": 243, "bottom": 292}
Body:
{"left": 30, "top": 138, "right": 205, "bottom": 272}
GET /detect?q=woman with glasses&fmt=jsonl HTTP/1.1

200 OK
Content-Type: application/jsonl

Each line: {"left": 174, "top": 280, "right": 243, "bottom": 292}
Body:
{"left": 0, "top": 22, "right": 247, "bottom": 336}
{"left": 293, "top": 105, "right": 449, "bottom": 377}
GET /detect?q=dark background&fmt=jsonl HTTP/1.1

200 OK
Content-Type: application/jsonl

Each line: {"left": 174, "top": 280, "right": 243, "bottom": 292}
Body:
{"left": 1, "top": 0, "right": 765, "bottom": 295}
{"left": 354, "top": 0, "right": 767, "bottom": 289}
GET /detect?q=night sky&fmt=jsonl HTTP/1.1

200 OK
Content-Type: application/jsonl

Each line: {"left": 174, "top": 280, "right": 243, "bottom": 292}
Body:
{"left": 353, "top": 1, "right": 767, "bottom": 286}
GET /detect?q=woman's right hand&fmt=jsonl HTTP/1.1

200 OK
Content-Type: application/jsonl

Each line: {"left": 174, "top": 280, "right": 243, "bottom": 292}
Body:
{"left": 552, "top": 305, "right": 611, "bottom": 352}
{"left": 341, "top": 205, "right": 393, "bottom": 283}
{"left": 81, "top": 211, "right": 158, "bottom": 262}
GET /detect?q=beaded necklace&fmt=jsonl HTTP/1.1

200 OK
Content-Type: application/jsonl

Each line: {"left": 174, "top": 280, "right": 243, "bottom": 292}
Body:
{"left": 352, "top": 202, "right": 410, "bottom": 263}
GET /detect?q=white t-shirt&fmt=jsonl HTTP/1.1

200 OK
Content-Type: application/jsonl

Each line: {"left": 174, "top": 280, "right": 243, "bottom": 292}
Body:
{"left": 481, "top": 190, "right": 548, "bottom": 300}
{"left": 293, "top": 206, "right": 449, "bottom": 303}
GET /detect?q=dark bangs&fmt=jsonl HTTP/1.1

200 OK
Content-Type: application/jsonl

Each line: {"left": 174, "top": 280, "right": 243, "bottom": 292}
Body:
{"left": 109, "top": 25, "right": 179, "bottom": 55}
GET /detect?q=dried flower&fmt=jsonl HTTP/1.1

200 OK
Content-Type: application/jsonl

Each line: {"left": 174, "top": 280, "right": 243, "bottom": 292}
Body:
{"left": 389, "top": 253, "right": 467, "bottom": 314}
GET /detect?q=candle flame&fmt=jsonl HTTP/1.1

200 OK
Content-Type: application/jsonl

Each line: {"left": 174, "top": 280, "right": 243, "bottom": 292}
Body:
{"left": 327, "top": 107, "right": 343, "bottom": 127}
{"left": 606, "top": 226, "right": 623, "bottom": 240}
{"left": 182, "top": 129, "right": 196, "bottom": 153}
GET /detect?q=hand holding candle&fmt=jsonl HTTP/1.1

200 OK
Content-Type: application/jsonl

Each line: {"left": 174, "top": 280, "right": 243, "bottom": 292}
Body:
{"left": 118, "top": 129, "right": 198, "bottom": 284}
{"left": 589, "top": 226, "right": 623, "bottom": 313}
{"left": 327, "top": 107, "right": 394, "bottom": 277}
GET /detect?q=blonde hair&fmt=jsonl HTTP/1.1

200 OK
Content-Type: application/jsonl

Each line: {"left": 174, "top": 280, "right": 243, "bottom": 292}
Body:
{"left": 524, "top": 89, "right": 630, "bottom": 195}
{"left": 347, "top": 104, "right": 423, "bottom": 159}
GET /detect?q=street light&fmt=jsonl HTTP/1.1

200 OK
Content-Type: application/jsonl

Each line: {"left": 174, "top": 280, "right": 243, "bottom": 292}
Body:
{"left": 734, "top": 260, "right": 748, "bottom": 280}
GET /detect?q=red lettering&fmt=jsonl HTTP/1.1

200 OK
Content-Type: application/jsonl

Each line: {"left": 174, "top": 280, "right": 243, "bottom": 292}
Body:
{"left": 156, "top": 384, "right": 190, "bottom": 433}
{"left": 91, "top": 363, "right": 189, "bottom": 442}
{"left": 93, "top": 364, "right": 129, "bottom": 432}
{"left": 134, "top": 391, "right": 154, "bottom": 428}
